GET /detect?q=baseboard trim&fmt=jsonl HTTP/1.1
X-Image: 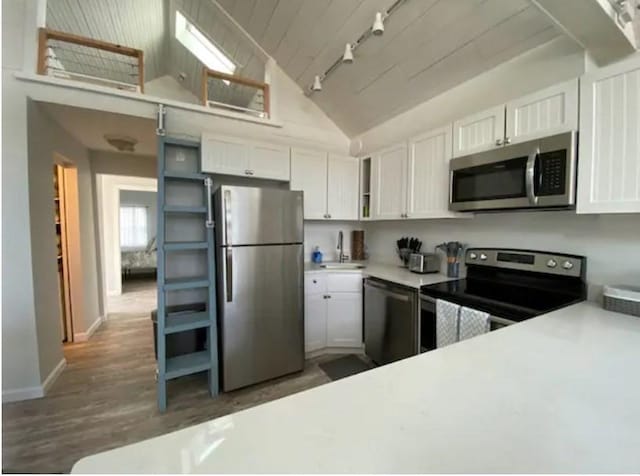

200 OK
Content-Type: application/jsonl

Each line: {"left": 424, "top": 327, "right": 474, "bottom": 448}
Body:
{"left": 2, "top": 386, "right": 44, "bottom": 403}
{"left": 42, "top": 358, "right": 67, "bottom": 393}
{"left": 74, "top": 315, "right": 104, "bottom": 342}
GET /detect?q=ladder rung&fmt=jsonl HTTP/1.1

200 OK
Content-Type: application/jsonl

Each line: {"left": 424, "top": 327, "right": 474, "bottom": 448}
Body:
{"left": 164, "top": 241, "right": 208, "bottom": 251}
{"left": 163, "top": 277, "right": 209, "bottom": 291}
{"left": 165, "top": 351, "right": 211, "bottom": 380}
{"left": 163, "top": 205, "right": 207, "bottom": 214}
{"left": 164, "top": 171, "right": 207, "bottom": 181}
{"left": 164, "top": 311, "right": 211, "bottom": 334}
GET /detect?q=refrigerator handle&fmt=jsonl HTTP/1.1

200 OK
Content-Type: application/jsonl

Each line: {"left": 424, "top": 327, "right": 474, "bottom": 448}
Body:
{"left": 205, "top": 177, "right": 214, "bottom": 228}
{"left": 224, "top": 189, "right": 232, "bottom": 246}
{"left": 225, "top": 248, "right": 233, "bottom": 302}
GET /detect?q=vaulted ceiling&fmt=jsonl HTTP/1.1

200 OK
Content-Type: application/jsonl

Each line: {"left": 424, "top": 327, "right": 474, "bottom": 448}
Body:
{"left": 218, "top": 0, "right": 564, "bottom": 136}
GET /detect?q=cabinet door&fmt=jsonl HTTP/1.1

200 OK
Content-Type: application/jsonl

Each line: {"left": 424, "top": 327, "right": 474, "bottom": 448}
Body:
{"left": 326, "top": 154, "right": 359, "bottom": 220}
{"left": 201, "top": 134, "right": 249, "bottom": 176}
{"left": 304, "top": 294, "right": 327, "bottom": 353}
{"left": 407, "top": 125, "right": 455, "bottom": 219}
{"left": 371, "top": 143, "right": 407, "bottom": 220}
{"left": 505, "top": 79, "right": 578, "bottom": 145}
{"left": 326, "top": 292, "right": 362, "bottom": 348}
{"left": 290, "top": 148, "right": 328, "bottom": 220}
{"left": 578, "top": 57, "right": 640, "bottom": 214}
{"left": 249, "top": 143, "right": 290, "bottom": 181}
{"left": 452, "top": 105, "right": 505, "bottom": 158}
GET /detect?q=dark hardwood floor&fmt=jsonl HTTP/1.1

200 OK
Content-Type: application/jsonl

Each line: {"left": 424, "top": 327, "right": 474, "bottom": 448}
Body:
{"left": 2, "top": 312, "right": 337, "bottom": 473}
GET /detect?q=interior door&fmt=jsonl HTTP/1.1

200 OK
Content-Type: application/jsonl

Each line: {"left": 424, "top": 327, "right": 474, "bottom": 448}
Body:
{"left": 290, "top": 148, "right": 328, "bottom": 219}
{"left": 249, "top": 143, "right": 290, "bottom": 181}
{"left": 219, "top": 244, "right": 304, "bottom": 391}
{"left": 452, "top": 105, "right": 505, "bottom": 158}
{"left": 506, "top": 78, "right": 578, "bottom": 145}
{"left": 407, "top": 125, "right": 455, "bottom": 219}
{"left": 326, "top": 154, "right": 359, "bottom": 220}
{"left": 371, "top": 143, "right": 407, "bottom": 220}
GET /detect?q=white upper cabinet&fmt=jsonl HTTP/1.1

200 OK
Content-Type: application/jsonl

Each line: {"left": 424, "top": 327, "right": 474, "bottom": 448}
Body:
{"left": 407, "top": 125, "right": 456, "bottom": 219}
{"left": 201, "top": 133, "right": 289, "bottom": 180}
{"left": 505, "top": 79, "right": 578, "bottom": 145}
{"left": 371, "top": 143, "right": 408, "bottom": 220}
{"left": 291, "top": 149, "right": 359, "bottom": 220}
{"left": 290, "top": 148, "right": 328, "bottom": 220}
{"left": 326, "top": 154, "right": 360, "bottom": 220}
{"left": 578, "top": 56, "right": 640, "bottom": 214}
{"left": 249, "top": 143, "right": 290, "bottom": 181}
{"left": 452, "top": 105, "right": 505, "bottom": 158}
{"left": 201, "top": 134, "right": 249, "bottom": 177}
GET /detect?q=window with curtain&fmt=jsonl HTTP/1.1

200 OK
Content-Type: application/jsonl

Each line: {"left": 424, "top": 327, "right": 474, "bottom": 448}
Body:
{"left": 120, "top": 206, "right": 149, "bottom": 249}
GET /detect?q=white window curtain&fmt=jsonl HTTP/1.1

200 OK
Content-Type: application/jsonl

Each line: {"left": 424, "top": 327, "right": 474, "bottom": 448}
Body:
{"left": 120, "top": 206, "right": 148, "bottom": 249}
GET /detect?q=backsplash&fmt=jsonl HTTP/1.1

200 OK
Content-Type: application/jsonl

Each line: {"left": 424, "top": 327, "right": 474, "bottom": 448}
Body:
{"left": 304, "top": 221, "right": 361, "bottom": 262}
{"left": 363, "top": 212, "right": 640, "bottom": 301}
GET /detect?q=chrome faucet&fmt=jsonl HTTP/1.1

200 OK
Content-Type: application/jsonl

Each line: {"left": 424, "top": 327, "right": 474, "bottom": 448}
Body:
{"left": 337, "top": 230, "right": 345, "bottom": 263}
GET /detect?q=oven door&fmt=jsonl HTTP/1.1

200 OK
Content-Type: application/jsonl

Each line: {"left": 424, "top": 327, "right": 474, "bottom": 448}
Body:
{"left": 449, "top": 131, "right": 576, "bottom": 212}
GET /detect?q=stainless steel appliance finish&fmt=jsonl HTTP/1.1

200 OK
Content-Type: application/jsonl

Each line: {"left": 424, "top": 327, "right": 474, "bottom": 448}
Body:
{"left": 465, "top": 248, "right": 584, "bottom": 278}
{"left": 408, "top": 252, "right": 440, "bottom": 274}
{"left": 364, "top": 278, "right": 419, "bottom": 365}
{"left": 449, "top": 131, "right": 577, "bottom": 212}
{"left": 214, "top": 185, "right": 304, "bottom": 392}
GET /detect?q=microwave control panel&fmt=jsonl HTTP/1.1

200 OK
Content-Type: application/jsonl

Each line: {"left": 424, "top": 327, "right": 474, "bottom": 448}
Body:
{"left": 536, "top": 149, "right": 566, "bottom": 196}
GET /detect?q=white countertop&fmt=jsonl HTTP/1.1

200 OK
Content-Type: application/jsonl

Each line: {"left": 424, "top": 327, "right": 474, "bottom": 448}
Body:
{"left": 305, "top": 261, "right": 456, "bottom": 288}
{"left": 73, "top": 302, "right": 640, "bottom": 473}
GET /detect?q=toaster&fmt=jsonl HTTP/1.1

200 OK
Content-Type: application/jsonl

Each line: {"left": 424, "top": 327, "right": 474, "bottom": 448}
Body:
{"left": 408, "top": 252, "right": 440, "bottom": 274}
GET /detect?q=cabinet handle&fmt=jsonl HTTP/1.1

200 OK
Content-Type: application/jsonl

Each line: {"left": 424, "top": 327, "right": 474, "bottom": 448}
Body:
{"left": 495, "top": 139, "right": 503, "bottom": 146}
{"left": 327, "top": 214, "right": 332, "bottom": 219}
{"left": 313, "top": 279, "right": 317, "bottom": 283}
{"left": 504, "top": 137, "right": 511, "bottom": 145}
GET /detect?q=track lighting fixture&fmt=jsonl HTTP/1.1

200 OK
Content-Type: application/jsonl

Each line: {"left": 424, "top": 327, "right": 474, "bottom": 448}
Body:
{"left": 312, "top": 75, "right": 322, "bottom": 91}
{"left": 372, "top": 12, "right": 385, "bottom": 35}
{"left": 342, "top": 43, "right": 354, "bottom": 63}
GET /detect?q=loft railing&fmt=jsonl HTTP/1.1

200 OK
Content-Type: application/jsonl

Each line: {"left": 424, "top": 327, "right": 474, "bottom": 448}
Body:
{"left": 201, "top": 68, "right": 270, "bottom": 119}
{"left": 37, "top": 28, "right": 144, "bottom": 93}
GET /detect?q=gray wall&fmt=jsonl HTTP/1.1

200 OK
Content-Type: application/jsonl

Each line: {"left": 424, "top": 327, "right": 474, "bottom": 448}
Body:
{"left": 119, "top": 190, "right": 158, "bottom": 250}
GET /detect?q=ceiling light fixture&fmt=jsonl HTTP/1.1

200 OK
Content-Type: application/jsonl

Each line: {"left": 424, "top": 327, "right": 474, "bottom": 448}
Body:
{"left": 306, "top": 0, "right": 408, "bottom": 95}
{"left": 104, "top": 134, "right": 137, "bottom": 152}
{"left": 372, "top": 12, "right": 385, "bottom": 35}
{"left": 342, "top": 43, "right": 354, "bottom": 63}
{"left": 312, "top": 75, "right": 323, "bottom": 91}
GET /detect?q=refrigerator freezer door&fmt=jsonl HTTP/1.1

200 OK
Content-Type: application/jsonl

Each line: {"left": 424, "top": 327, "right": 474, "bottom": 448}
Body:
{"left": 215, "top": 186, "right": 303, "bottom": 246}
{"left": 218, "top": 243, "right": 304, "bottom": 391}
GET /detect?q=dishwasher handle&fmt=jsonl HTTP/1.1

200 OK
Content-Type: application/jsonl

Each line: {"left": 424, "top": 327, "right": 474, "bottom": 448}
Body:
{"left": 364, "top": 280, "right": 411, "bottom": 302}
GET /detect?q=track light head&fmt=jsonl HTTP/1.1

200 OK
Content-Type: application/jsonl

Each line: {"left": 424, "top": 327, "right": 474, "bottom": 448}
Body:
{"left": 372, "top": 12, "right": 384, "bottom": 36}
{"left": 312, "top": 75, "right": 322, "bottom": 91}
{"left": 342, "top": 43, "right": 354, "bottom": 63}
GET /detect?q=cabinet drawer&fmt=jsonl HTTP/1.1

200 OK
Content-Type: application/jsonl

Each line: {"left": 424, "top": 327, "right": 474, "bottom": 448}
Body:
{"left": 305, "top": 273, "right": 327, "bottom": 295}
{"left": 327, "top": 273, "right": 362, "bottom": 293}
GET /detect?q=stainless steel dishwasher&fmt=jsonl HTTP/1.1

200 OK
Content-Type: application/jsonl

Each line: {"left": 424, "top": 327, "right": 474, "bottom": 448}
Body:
{"left": 364, "top": 278, "right": 419, "bottom": 365}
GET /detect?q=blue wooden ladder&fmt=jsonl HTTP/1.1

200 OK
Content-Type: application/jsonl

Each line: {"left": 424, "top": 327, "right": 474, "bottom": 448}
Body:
{"left": 156, "top": 136, "right": 218, "bottom": 412}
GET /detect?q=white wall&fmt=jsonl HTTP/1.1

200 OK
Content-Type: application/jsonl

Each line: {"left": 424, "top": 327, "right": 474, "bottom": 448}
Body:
{"left": 364, "top": 213, "right": 640, "bottom": 301}
{"left": 90, "top": 151, "right": 157, "bottom": 178}
{"left": 119, "top": 190, "right": 158, "bottom": 250}
{"left": 304, "top": 221, "right": 362, "bottom": 263}
{"left": 144, "top": 75, "right": 200, "bottom": 105}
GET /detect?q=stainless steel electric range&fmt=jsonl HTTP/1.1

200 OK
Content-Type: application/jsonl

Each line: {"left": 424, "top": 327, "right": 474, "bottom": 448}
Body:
{"left": 419, "top": 248, "right": 587, "bottom": 353}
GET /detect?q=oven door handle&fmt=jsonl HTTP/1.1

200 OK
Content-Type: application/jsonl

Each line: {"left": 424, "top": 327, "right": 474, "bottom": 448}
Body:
{"left": 526, "top": 147, "right": 540, "bottom": 206}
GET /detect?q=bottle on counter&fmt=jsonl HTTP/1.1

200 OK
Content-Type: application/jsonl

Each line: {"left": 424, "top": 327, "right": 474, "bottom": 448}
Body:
{"left": 312, "top": 246, "right": 323, "bottom": 264}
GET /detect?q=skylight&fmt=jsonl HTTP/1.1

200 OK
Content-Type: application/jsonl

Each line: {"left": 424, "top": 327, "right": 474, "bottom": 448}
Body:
{"left": 175, "top": 11, "right": 236, "bottom": 77}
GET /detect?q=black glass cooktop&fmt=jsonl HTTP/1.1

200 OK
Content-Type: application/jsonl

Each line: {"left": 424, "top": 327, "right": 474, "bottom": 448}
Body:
{"left": 421, "top": 277, "right": 586, "bottom": 322}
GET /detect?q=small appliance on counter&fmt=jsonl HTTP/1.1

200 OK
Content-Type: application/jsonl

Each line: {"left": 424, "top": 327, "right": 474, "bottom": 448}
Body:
{"left": 408, "top": 252, "right": 440, "bottom": 274}
{"left": 396, "top": 236, "right": 422, "bottom": 267}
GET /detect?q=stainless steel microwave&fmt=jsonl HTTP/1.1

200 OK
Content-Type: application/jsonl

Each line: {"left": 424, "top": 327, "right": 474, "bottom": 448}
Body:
{"left": 449, "top": 131, "right": 577, "bottom": 212}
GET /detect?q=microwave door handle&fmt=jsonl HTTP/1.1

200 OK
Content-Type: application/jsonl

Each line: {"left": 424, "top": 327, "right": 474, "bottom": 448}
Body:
{"left": 526, "top": 147, "right": 540, "bottom": 206}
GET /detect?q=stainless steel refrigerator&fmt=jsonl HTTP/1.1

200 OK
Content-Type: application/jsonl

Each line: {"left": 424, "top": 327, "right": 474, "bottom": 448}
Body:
{"left": 213, "top": 185, "right": 304, "bottom": 391}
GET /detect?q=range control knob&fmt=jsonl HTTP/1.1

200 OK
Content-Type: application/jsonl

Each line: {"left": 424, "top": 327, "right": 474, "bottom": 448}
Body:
{"left": 480, "top": 253, "right": 488, "bottom": 261}
{"left": 546, "top": 259, "right": 557, "bottom": 268}
{"left": 562, "top": 260, "right": 574, "bottom": 270}
{"left": 469, "top": 252, "right": 478, "bottom": 260}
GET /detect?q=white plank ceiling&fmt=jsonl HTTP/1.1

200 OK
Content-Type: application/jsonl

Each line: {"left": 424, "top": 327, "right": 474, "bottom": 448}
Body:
{"left": 217, "top": 0, "right": 564, "bottom": 136}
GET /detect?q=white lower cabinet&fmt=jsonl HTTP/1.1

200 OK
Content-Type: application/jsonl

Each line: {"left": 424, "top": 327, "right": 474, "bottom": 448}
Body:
{"left": 304, "top": 272, "right": 363, "bottom": 353}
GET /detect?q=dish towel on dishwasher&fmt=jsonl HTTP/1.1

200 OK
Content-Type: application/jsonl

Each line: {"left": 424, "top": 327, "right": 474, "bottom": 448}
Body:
{"left": 436, "top": 299, "right": 460, "bottom": 348}
{"left": 459, "top": 306, "right": 490, "bottom": 341}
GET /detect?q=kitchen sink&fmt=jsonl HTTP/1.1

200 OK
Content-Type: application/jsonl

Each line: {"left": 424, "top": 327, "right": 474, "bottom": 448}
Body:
{"left": 319, "top": 262, "right": 366, "bottom": 270}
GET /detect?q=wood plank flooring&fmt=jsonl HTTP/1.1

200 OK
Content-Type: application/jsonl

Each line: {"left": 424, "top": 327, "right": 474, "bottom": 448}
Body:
{"left": 2, "top": 310, "right": 338, "bottom": 473}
